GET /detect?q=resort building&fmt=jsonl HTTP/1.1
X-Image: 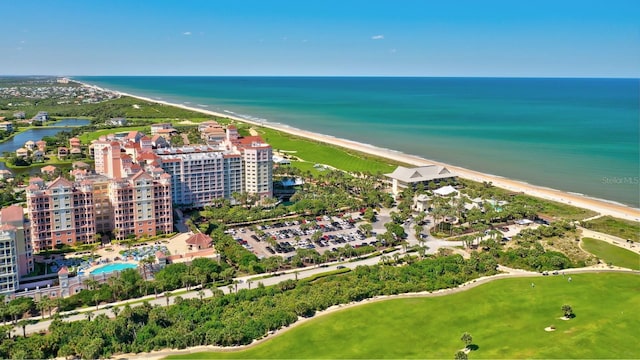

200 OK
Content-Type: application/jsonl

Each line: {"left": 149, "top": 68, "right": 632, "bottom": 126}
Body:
{"left": 25, "top": 172, "right": 173, "bottom": 248}
{"left": 26, "top": 177, "right": 96, "bottom": 252}
{"left": 0, "top": 205, "right": 34, "bottom": 295}
{"left": 233, "top": 135, "right": 273, "bottom": 199}
{"left": 385, "top": 165, "right": 457, "bottom": 196}
{"left": 109, "top": 171, "right": 173, "bottom": 240}
{"left": 155, "top": 146, "right": 244, "bottom": 207}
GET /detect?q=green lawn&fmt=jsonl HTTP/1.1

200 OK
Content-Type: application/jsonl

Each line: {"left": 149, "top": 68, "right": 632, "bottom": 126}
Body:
{"left": 581, "top": 238, "right": 640, "bottom": 270}
{"left": 167, "top": 273, "right": 640, "bottom": 359}
{"left": 78, "top": 126, "right": 150, "bottom": 142}
{"left": 258, "top": 127, "right": 401, "bottom": 174}
{"left": 582, "top": 216, "right": 640, "bottom": 242}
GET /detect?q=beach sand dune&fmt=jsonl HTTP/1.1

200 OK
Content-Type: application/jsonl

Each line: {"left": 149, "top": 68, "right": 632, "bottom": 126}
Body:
{"left": 80, "top": 82, "right": 640, "bottom": 222}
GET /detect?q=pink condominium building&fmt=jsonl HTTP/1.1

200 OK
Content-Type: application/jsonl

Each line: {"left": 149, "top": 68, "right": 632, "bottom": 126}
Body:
{"left": 26, "top": 177, "right": 95, "bottom": 252}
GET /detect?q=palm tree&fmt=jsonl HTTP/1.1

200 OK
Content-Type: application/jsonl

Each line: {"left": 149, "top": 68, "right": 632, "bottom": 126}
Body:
{"left": 35, "top": 298, "right": 47, "bottom": 319}
{"left": 561, "top": 304, "right": 574, "bottom": 318}
{"left": 461, "top": 332, "right": 473, "bottom": 349}
{"left": 83, "top": 278, "right": 99, "bottom": 291}
{"left": 139, "top": 256, "right": 155, "bottom": 280}
{"left": 197, "top": 290, "right": 205, "bottom": 301}
{"left": 93, "top": 293, "right": 101, "bottom": 311}
{"left": 110, "top": 306, "right": 120, "bottom": 318}
{"left": 164, "top": 291, "right": 172, "bottom": 306}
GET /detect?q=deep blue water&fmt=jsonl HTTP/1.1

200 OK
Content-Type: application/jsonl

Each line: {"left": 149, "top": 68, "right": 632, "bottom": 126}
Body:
{"left": 75, "top": 77, "right": 640, "bottom": 207}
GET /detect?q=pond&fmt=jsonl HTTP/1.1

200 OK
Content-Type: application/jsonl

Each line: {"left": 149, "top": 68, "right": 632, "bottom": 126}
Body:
{"left": 0, "top": 118, "right": 90, "bottom": 155}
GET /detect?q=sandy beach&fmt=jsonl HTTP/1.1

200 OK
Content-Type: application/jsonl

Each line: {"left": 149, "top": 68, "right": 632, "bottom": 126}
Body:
{"left": 79, "top": 82, "right": 640, "bottom": 222}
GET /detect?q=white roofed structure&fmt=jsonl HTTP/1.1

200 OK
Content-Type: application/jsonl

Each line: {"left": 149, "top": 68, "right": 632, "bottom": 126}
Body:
{"left": 433, "top": 185, "right": 458, "bottom": 196}
{"left": 386, "top": 165, "right": 456, "bottom": 195}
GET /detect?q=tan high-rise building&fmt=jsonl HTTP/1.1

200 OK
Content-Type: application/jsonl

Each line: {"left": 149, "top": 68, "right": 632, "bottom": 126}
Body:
{"left": 0, "top": 205, "right": 34, "bottom": 295}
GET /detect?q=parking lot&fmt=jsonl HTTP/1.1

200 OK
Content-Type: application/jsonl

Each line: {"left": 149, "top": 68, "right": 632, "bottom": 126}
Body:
{"left": 226, "top": 214, "right": 381, "bottom": 259}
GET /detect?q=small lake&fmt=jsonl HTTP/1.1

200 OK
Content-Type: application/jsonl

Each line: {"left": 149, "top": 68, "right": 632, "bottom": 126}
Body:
{"left": 0, "top": 118, "right": 90, "bottom": 155}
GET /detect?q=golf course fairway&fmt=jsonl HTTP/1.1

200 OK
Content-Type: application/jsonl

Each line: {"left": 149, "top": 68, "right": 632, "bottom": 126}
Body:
{"left": 167, "top": 272, "right": 639, "bottom": 359}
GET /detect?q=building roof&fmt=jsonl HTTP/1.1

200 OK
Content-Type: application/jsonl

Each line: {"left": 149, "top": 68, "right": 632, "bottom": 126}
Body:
{"left": 433, "top": 185, "right": 458, "bottom": 196}
{"left": 72, "top": 161, "right": 91, "bottom": 169}
{"left": 47, "top": 176, "right": 73, "bottom": 189}
{"left": 41, "top": 165, "right": 57, "bottom": 173}
{"left": 385, "top": 165, "right": 455, "bottom": 183}
{"left": 0, "top": 224, "right": 16, "bottom": 231}
{"left": 57, "top": 266, "right": 69, "bottom": 275}
{"left": 131, "top": 170, "right": 153, "bottom": 181}
{"left": 0, "top": 205, "right": 24, "bottom": 223}
{"left": 185, "top": 233, "right": 213, "bottom": 248}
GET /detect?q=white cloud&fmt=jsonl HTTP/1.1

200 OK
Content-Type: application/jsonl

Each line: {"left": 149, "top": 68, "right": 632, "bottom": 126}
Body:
{"left": 183, "top": 31, "right": 192, "bottom": 36}
{"left": 390, "top": 48, "right": 397, "bottom": 53}
{"left": 371, "top": 35, "right": 384, "bottom": 40}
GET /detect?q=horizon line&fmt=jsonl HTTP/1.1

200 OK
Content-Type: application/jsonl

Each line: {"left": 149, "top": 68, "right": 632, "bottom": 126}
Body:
{"left": 3, "top": 74, "right": 638, "bottom": 80}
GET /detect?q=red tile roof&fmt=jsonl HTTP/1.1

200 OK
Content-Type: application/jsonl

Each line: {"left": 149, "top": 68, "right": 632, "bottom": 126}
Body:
{"left": 185, "top": 233, "right": 213, "bottom": 248}
{"left": 0, "top": 205, "right": 23, "bottom": 223}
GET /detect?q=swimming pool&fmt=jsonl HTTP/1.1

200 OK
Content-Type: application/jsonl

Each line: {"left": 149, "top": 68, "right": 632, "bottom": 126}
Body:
{"left": 90, "top": 262, "right": 138, "bottom": 275}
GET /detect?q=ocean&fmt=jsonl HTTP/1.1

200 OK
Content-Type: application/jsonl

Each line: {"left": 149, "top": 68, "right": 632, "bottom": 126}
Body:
{"left": 75, "top": 76, "right": 640, "bottom": 208}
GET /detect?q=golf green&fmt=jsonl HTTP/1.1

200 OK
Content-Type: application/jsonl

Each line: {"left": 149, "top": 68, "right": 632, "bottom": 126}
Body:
{"left": 167, "top": 273, "right": 639, "bottom": 359}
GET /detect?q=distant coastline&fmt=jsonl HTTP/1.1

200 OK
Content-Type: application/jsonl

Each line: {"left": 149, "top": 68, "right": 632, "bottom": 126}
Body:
{"left": 73, "top": 79, "right": 640, "bottom": 221}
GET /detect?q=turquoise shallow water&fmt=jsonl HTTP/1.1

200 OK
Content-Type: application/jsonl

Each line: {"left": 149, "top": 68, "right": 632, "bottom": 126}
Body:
{"left": 76, "top": 77, "right": 640, "bottom": 208}
{"left": 90, "top": 262, "right": 137, "bottom": 275}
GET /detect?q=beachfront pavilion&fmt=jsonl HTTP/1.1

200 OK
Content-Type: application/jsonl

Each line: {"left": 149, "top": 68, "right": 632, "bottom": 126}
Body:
{"left": 385, "top": 165, "right": 457, "bottom": 196}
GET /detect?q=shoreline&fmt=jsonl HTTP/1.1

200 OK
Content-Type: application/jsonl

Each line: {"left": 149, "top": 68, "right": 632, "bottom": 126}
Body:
{"left": 75, "top": 80, "right": 640, "bottom": 222}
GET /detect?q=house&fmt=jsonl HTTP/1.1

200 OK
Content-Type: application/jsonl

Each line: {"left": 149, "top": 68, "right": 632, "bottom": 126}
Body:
{"left": 150, "top": 134, "right": 169, "bottom": 148}
{"left": 185, "top": 232, "right": 213, "bottom": 251}
{"left": 414, "top": 194, "right": 431, "bottom": 212}
{"left": 200, "top": 126, "right": 226, "bottom": 142}
{"left": 155, "top": 128, "right": 177, "bottom": 140}
{"left": 41, "top": 165, "right": 57, "bottom": 176}
{"left": 32, "top": 111, "right": 49, "bottom": 122}
{"left": 0, "top": 122, "right": 13, "bottom": 133}
{"left": 272, "top": 155, "right": 291, "bottom": 165}
{"left": 57, "top": 147, "right": 69, "bottom": 159}
{"left": 13, "top": 111, "right": 25, "bottom": 119}
{"left": 125, "top": 131, "right": 145, "bottom": 143}
{"left": 36, "top": 140, "right": 47, "bottom": 152}
{"left": 70, "top": 147, "right": 82, "bottom": 156}
{"left": 150, "top": 123, "right": 173, "bottom": 135}
{"left": 69, "top": 137, "right": 81, "bottom": 149}
{"left": 385, "top": 165, "right": 457, "bottom": 196}
{"left": 106, "top": 117, "right": 128, "bottom": 126}
{"left": 72, "top": 161, "right": 91, "bottom": 170}
{"left": 24, "top": 140, "right": 36, "bottom": 151}
{"left": 0, "top": 170, "right": 13, "bottom": 180}
{"left": 197, "top": 121, "right": 222, "bottom": 132}
{"left": 32, "top": 150, "right": 44, "bottom": 162}
{"left": 15, "top": 148, "right": 29, "bottom": 158}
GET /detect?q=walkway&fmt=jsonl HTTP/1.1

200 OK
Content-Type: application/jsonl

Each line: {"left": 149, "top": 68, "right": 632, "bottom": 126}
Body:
{"left": 578, "top": 227, "right": 639, "bottom": 254}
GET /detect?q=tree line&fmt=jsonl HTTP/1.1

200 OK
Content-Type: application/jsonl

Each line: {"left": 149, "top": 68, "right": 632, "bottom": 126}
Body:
{"left": 0, "top": 253, "right": 499, "bottom": 359}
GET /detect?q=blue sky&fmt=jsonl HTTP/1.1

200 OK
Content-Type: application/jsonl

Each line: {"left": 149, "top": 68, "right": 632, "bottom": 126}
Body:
{"left": 2, "top": 0, "right": 638, "bottom": 77}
